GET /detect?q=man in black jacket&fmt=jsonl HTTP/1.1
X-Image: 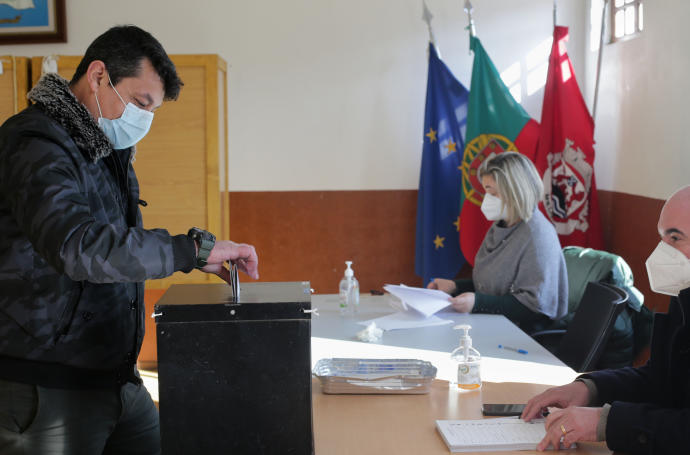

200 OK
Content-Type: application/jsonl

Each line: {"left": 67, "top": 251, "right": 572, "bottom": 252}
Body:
{"left": 0, "top": 26, "right": 258, "bottom": 454}
{"left": 522, "top": 185, "right": 690, "bottom": 454}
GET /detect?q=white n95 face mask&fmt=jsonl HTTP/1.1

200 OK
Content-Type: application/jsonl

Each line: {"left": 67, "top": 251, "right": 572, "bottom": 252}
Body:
{"left": 480, "top": 193, "right": 508, "bottom": 221}
{"left": 95, "top": 75, "right": 154, "bottom": 150}
{"left": 645, "top": 241, "right": 690, "bottom": 296}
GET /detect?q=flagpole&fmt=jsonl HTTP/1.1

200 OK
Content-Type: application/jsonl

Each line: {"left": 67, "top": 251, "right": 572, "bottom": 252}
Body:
{"left": 463, "top": 0, "right": 476, "bottom": 38}
{"left": 422, "top": 0, "right": 437, "bottom": 48}
{"left": 592, "top": 0, "right": 608, "bottom": 120}
{"left": 553, "top": 0, "right": 557, "bottom": 27}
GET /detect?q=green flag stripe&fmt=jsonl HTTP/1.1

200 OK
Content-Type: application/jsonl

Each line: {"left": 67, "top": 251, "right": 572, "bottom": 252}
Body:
{"left": 466, "top": 36, "right": 531, "bottom": 142}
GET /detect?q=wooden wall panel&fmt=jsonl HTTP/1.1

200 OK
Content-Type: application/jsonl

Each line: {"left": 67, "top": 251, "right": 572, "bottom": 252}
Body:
{"left": 0, "top": 56, "right": 30, "bottom": 124}
{"left": 138, "top": 288, "right": 166, "bottom": 368}
{"left": 228, "top": 190, "right": 422, "bottom": 294}
{"left": 30, "top": 55, "right": 79, "bottom": 84}
{"left": 599, "top": 189, "right": 667, "bottom": 313}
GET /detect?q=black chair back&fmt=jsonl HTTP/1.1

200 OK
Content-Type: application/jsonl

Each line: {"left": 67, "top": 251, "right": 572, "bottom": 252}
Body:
{"left": 555, "top": 282, "right": 628, "bottom": 372}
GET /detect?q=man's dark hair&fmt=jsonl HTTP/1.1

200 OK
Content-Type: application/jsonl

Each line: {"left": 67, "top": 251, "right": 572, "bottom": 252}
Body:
{"left": 71, "top": 25, "right": 183, "bottom": 101}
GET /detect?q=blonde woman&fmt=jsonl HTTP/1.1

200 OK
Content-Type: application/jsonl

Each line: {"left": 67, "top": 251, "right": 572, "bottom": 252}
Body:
{"left": 429, "top": 152, "right": 568, "bottom": 333}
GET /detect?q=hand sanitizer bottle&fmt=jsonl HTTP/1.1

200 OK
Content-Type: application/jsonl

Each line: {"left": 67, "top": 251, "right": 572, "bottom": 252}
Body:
{"left": 450, "top": 324, "right": 481, "bottom": 390}
{"left": 339, "top": 261, "right": 360, "bottom": 315}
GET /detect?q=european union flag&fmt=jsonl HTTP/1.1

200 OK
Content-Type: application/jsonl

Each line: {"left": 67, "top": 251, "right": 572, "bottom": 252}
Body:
{"left": 415, "top": 43, "right": 469, "bottom": 286}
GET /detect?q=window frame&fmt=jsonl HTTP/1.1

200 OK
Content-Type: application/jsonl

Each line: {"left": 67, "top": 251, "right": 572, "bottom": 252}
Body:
{"left": 610, "top": 0, "right": 643, "bottom": 43}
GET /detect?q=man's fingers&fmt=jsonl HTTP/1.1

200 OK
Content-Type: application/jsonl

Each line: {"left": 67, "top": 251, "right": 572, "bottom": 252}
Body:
{"left": 522, "top": 405, "right": 542, "bottom": 421}
{"left": 550, "top": 430, "right": 564, "bottom": 451}
{"left": 227, "top": 245, "right": 259, "bottom": 279}
{"left": 216, "top": 264, "right": 231, "bottom": 284}
{"left": 236, "top": 246, "right": 259, "bottom": 279}
{"left": 236, "top": 259, "right": 259, "bottom": 279}
{"left": 537, "top": 430, "right": 560, "bottom": 452}
{"left": 562, "top": 433, "right": 577, "bottom": 449}
{"left": 544, "top": 410, "right": 565, "bottom": 432}
{"left": 521, "top": 399, "right": 543, "bottom": 421}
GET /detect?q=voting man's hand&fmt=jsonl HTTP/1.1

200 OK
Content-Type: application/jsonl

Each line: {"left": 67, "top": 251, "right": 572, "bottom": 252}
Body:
{"left": 537, "top": 407, "right": 602, "bottom": 451}
{"left": 202, "top": 240, "right": 259, "bottom": 284}
{"left": 449, "top": 292, "right": 475, "bottom": 313}
{"left": 521, "top": 381, "right": 590, "bottom": 422}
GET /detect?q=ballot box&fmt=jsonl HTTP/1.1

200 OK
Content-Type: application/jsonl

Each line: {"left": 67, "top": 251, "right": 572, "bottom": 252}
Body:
{"left": 154, "top": 282, "right": 313, "bottom": 454}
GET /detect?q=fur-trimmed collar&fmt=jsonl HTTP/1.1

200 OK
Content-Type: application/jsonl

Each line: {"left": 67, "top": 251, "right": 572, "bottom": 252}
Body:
{"left": 28, "top": 73, "right": 114, "bottom": 162}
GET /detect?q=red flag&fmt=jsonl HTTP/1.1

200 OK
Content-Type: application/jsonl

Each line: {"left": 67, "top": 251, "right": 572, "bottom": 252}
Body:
{"left": 535, "top": 26, "right": 603, "bottom": 249}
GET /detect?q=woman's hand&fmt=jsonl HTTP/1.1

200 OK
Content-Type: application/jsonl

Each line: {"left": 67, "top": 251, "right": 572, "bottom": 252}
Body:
{"left": 427, "top": 278, "right": 457, "bottom": 294}
{"left": 449, "top": 292, "right": 475, "bottom": 313}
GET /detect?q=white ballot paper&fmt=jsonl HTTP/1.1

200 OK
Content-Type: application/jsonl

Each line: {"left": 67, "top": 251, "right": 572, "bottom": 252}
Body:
{"left": 357, "top": 310, "right": 453, "bottom": 331}
{"left": 382, "top": 284, "right": 451, "bottom": 318}
{"left": 355, "top": 284, "right": 453, "bottom": 331}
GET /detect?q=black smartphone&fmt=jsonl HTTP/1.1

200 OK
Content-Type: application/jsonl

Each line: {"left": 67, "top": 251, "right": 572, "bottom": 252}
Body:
{"left": 481, "top": 403, "right": 526, "bottom": 416}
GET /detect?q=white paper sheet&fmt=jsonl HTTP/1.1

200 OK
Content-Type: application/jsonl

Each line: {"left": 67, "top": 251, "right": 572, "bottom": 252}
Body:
{"left": 383, "top": 284, "right": 451, "bottom": 318}
{"left": 357, "top": 310, "right": 453, "bottom": 331}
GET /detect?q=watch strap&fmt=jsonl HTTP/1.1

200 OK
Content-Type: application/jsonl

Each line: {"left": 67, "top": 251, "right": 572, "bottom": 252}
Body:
{"left": 188, "top": 227, "right": 216, "bottom": 268}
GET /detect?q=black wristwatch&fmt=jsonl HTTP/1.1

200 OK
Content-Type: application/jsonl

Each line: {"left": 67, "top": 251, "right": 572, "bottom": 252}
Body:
{"left": 188, "top": 227, "right": 216, "bottom": 269}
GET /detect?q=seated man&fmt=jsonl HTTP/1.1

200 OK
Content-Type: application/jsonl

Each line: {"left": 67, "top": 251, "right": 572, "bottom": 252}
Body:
{"left": 521, "top": 185, "right": 690, "bottom": 454}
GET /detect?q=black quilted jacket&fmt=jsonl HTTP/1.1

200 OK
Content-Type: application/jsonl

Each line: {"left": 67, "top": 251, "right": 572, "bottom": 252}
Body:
{"left": 0, "top": 74, "right": 195, "bottom": 387}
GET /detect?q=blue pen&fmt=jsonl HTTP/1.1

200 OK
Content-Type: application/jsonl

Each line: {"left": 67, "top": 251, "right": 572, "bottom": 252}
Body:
{"left": 498, "top": 344, "right": 528, "bottom": 354}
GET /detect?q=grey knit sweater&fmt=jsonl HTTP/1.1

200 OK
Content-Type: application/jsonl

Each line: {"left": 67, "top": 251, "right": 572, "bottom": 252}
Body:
{"left": 472, "top": 209, "right": 568, "bottom": 319}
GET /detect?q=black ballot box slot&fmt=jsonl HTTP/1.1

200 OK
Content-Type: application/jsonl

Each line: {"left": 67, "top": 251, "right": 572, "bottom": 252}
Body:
{"left": 154, "top": 282, "right": 313, "bottom": 454}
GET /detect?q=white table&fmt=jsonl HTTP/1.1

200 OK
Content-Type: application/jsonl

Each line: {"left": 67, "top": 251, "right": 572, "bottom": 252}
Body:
{"left": 311, "top": 294, "right": 576, "bottom": 385}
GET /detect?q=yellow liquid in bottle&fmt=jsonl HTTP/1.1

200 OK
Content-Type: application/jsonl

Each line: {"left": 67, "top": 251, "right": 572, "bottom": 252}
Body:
{"left": 457, "top": 383, "right": 481, "bottom": 390}
{"left": 456, "top": 358, "right": 481, "bottom": 390}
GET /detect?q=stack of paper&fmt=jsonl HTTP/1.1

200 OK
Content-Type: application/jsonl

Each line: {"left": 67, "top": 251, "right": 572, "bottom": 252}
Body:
{"left": 436, "top": 418, "right": 572, "bottom": 452}
{"left": 357, "top": 284, "right": 453, "bottom": 331}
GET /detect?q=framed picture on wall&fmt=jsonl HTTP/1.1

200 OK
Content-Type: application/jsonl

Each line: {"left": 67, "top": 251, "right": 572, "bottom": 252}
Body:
{"left": 0, "top": 0, "right": 66, "bottom": 45}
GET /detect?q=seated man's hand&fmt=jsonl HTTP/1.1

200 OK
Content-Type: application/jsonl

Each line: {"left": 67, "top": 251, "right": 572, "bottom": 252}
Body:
{"left": 427, "top": 278, "right": 457, "bottom": 294}
{"left": 537, "top": 407, "right": 602, "bottom": 451}
{"left": 449, "top": 292, "right": 475, "bottom": 313}
{"left": 202, "top": 240, "right": 259, "bottom": 283}
{"left": 521, "top": 381, "right": 590, "bottom": 422}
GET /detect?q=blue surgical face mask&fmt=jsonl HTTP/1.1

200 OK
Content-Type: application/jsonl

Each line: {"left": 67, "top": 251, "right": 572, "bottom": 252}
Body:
{"left": 94, "top": 74, "right": 154, "bottom": 150}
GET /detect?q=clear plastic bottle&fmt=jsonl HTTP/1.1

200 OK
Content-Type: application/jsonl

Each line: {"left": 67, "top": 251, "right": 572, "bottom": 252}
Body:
{"left": 338, "top": 261, "right": 360, "bottom": 315}
{"left": 450, "top": 324, "right": 481, "bottom": 390}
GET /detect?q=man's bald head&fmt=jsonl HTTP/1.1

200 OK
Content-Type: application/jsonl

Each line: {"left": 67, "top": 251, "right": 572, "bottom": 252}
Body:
{"left": 659, "top": 185, "right": 690, "bottom": 258}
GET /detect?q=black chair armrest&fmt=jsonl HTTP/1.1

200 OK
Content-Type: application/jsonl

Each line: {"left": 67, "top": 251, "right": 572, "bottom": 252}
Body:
{"left": 530, "top": 329, "right": 567, "bottom": 338}
{"left": 530, "top": 329, "right": 567, "bottom": 356}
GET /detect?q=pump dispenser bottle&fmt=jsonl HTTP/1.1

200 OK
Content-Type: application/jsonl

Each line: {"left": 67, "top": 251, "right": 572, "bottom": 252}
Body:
{"left": 450, "top": 324, "right": 481, "bottom": 390}
{"left": 338, "top": 261, "right": 360, "bottom": 314}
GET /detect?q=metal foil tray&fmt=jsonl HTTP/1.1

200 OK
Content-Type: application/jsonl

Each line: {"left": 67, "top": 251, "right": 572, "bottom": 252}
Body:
{"left": 313, "top": 358, "right": 437, "bottom": 394}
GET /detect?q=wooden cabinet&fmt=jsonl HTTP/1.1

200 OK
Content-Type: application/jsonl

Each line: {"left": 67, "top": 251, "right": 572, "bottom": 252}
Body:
{"left": 30, "top": 54, "right": 229, "bottom": 289}
{"left": 0, "top": 56, "right": 30, "bottom": 125}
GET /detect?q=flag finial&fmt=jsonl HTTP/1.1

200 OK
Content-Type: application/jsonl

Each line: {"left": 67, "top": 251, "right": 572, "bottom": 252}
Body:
{"left": 422, "top": 0, "right": 437, "bottom": 46}
{"left": 463, "top": 0, "right": 476, "bottom": 38}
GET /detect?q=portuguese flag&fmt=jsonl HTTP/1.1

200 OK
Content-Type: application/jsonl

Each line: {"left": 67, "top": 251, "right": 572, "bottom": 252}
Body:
{"left": 459, "top": 36, "right": 540, "bottom": 265}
